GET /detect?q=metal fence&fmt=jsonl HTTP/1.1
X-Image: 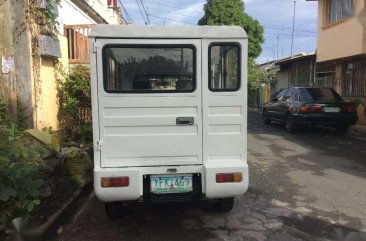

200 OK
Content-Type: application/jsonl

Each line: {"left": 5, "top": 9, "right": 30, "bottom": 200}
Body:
{"left": 341, "top": 60, "right": 366, "bottom": 98}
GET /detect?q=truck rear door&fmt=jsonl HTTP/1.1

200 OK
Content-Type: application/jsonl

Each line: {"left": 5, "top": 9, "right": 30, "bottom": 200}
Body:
{"left": 95, "top": 39, "right": 202, "bottom": 168}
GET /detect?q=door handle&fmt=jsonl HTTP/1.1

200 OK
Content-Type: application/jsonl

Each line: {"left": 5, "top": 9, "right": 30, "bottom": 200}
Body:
{"left": 176, "top": 117, "right": 194, "bottom": 126}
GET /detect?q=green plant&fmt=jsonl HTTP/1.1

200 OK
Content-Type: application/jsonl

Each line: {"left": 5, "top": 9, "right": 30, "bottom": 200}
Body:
{"left": 0, "top": 99, "right": 6, "bottom": 125}
{"left": 0, "top": 129, "right": 50, "bottom": 226}
{"left": 36, "top": 0, "right": 61, "bottom": 38}
{"left": 350, "top": 98, "right": 364, "bottom": 107}
{"left": 58, "top": 65, "right": 92, "bottom": 141}
{"left": 16, "top": 97, "right": 27, "bottom": 130}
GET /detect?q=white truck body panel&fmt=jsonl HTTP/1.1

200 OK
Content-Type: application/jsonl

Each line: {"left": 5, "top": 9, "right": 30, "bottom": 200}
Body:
{"left": 89, "top": 25, "right": 248, "bottom": 202}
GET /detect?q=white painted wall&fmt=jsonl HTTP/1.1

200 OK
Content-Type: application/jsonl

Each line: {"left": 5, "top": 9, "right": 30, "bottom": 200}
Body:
{"left": 57, "top": 0, "right": 96, "bottom": 35}
{"left": 85, "top": 0, "right": 119, "bottom": 24}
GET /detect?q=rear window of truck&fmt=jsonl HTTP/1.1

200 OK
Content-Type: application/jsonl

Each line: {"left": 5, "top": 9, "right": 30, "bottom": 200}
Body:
{"left": 103, "top": 45, "right": 196, "bottom": 93}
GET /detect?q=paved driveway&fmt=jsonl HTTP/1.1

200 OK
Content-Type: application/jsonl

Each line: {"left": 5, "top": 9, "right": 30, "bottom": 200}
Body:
{"left": 54, "top": 110, "right": 366, "bottom": 241}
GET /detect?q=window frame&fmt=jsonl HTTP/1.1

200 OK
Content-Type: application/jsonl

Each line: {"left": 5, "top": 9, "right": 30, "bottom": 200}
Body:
{"left": 102, "top": 44, "right": 197, "bottom": 94}
{"left": 208, "top": 42, "right": 241, "bottom": 92}
{"left": 326, "top": 0, "right": 354, "bottom": 25}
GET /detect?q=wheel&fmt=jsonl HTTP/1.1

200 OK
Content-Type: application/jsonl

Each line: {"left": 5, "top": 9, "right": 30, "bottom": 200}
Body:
{"left": 215, "top": 197, "right": 235, "bottom": 212}
{"left": 285, "top": 114, "right": 297, "bottom": 133}
{"left": 262, "top": 109, "right": 271, "bottom": 125}
{"left": 105, "top": 202, "right": 128, "bottom": 219}
{"left": 335, "top": 125, "right": 349, "bottom": 134}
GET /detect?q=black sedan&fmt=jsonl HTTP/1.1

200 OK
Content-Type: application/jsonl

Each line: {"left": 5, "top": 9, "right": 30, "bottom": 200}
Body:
{"left": 262, "top": 87, "right": 358, "bottom": 133}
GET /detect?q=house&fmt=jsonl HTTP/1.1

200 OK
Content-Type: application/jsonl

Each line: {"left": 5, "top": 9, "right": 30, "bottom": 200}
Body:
{"left": 0, "top": 0, "right": 122, "bottom": 130}
{"left": 307, "top": 0, "right": 366, "bottom": 124}
{"left": 275, "top": 53, "right": 317, "bottom": 89}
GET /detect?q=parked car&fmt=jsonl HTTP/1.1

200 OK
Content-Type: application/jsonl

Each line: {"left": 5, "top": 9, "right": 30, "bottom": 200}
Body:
{"left": 262, "top": 87, "right": 358, "bottom": 133}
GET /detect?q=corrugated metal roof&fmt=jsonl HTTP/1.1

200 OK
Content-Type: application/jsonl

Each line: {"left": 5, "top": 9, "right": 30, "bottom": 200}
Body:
{"left": 89, "top": 25, "right": 247, "bottom": 39}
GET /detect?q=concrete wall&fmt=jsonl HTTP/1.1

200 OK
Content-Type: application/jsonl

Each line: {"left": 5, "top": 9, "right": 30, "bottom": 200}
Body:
{"left": 35, "top": 34, "right": 69, "bottom": 130}
{"left": 317, "top": 0, "right": 366, "bottom": 62}
{"left": 0, "top": 0, "right": 34, "bottom": 126}
{"left": 0, "top": 0, "right": 16, "bottom": 113}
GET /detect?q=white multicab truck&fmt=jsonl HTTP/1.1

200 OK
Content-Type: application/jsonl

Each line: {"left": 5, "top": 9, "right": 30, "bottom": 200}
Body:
{"left": 89, "top": 25, "right": 249, "bottom": 217}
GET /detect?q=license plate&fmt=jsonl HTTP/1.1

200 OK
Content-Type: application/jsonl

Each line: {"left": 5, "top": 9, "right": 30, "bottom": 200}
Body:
{"left": 150, "top": 175, "right": 193, "bottom": 194}
{"left": 323, "top": 107, "right": 340, "bottom": 113}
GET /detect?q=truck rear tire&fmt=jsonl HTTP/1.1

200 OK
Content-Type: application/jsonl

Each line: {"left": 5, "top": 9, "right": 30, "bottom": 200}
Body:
{"left": 105, "top": 202, "right": 128, "bottom": 219}
{"left": 215, "top": 197, "right": 235, "bottom": 212}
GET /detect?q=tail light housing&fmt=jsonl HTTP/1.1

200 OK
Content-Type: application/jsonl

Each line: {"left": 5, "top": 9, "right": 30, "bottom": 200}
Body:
{"left": 101, "top": 177, "right": 129, "bottom": 188}
{"left": 342, "top": 106, "right": 357, "bottom": 113}
{"left": 216, "top": 173, "right": 242, "bottom": 183}
{"left": 299, "top": 105, "right": 323, "bottom": 113}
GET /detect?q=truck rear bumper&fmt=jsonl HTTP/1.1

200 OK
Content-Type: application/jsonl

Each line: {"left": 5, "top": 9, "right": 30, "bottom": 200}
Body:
{"left": 94, "top": 163, "right": 249, "bottom": 202}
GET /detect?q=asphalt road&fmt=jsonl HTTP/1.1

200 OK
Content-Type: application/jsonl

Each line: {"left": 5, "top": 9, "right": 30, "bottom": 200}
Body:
{"left": 54, "top": 110, "right": 366, "bottom": 241}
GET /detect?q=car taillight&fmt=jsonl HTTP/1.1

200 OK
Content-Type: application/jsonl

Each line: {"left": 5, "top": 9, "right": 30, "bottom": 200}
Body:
{"left": 299, "top": 105, "right": 322, "bottom": 113}
{"left": 216, "top": 173, "right": 242, "bottom": 183}
{"left": 101, "top": 177, "right": 129, "bottom": 187}
{"left": 342, "top": 106, "right": 357, "bottom": 113}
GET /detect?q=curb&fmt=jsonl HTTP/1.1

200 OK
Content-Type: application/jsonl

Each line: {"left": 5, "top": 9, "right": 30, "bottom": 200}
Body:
{"left": 349, "top": 124, "right": 366, "bottom": 138}
{"left": 22, "top": 185, "right": 93, "bottom": 241}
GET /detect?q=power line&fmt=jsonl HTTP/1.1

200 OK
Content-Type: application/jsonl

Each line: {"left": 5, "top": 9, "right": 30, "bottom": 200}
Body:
{"left": 265, "top": 25, "right": 317, "bottom": 34}
{"left": 135, "top": 0, "right": 148, "bottom": 25}
{"left": 144, "top": 0, "right": 204, "bottom": 14}
{"left": 264, "top": 24, "right": 317, "bottom": 34}
{"left": 148, "top": 6, "right": 201, "bottom": 18}
{"left": 265, "top": 33, "right": 316, "bottom": 38}
{"left": 139, "top": 0, "right": 151, "bottom": 25}
{"left": 148, "top": 14, "right": 195, "bottom": 25}
{"left": 118, "top": 0, "right": 134, "bottom": 24}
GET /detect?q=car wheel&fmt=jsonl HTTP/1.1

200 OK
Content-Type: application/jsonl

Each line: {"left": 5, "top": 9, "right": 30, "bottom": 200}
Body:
{"left": 105, "top": 202, "right": 128, "bottom": 219}
{"left": 285, "top": 114, "right": 297, "bottom": 133}
{"left": 335, "top": 125, "right": 349, "bottom": 134}
{"left": 215, "top": 197, "right": 235, "bottom": 212}
{"left": 262, "top": 109, "right": 271, "bottom": 125}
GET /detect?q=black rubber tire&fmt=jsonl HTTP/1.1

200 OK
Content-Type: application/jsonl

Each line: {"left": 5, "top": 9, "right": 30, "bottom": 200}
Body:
{"left": 105, "top": 202, "right": 128, "bottom": 219}
{"left": 335, "top": 125, "right": 349, "bottom": 134}
{"left": 285, "top": 114, "right": 297, "bottom": 133}
{"left": 215, "top": 197, "right": 235, "bottom": 212}
{"left": 262, "top": 109, "right": 271, "bottom": 125}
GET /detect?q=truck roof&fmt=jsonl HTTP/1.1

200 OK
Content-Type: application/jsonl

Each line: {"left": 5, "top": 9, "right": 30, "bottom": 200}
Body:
{"left": 89, "top": 25, "right": 247, "bottom": 39}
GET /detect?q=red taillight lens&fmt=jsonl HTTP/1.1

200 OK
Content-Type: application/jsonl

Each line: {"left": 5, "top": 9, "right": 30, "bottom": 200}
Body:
{"left": 300, "top": 105, "right": 322, "bottom": 113}
{"left": 216, "top": 173, "right": 242, "bottom": 183}
{"left": 101, "top": 177, "right": 129, "bottom": 188}
{"left": 342, "top": 106, "right": 357, "bottom": 113}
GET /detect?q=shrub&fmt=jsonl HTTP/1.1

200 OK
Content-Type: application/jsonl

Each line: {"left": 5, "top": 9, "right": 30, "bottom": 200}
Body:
{"left": 58, "top": 65, "right": 92, "bottom": 142}
{"left": 0, "top": 129, "right": 50, "bottom": 226}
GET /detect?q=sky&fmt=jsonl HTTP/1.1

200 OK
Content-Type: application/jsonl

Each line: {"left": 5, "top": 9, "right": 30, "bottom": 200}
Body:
{"left": 119, "top": 0, "right": 319, "bottom": 64}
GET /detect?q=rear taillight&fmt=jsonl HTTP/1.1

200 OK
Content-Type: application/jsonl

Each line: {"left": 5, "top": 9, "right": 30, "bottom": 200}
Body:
{"left": 101, "top": 177, "right": 129, "bottom": 187}
{"left": 299, "top": 105, "right": 323, "bottom": 113}
{"left": 216, "top": 173, "right": 242, "bottom": 183}
{"left": 342, "top": 106, "right": 357, "bottom": 113}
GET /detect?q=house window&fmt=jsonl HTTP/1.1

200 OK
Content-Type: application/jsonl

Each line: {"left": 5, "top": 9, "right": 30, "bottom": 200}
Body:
{"left": 327, "top": 0, "right": 355, "bottom": 24}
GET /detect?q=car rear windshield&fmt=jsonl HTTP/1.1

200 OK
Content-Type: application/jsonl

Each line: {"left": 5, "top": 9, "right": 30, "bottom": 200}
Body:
{"left": 299, "top": 88, "right": 343, "bottom": 101}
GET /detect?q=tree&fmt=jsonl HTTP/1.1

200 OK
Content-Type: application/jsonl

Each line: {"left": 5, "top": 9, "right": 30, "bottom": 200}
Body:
{"left": 198, "top": 0, "right": 264, "bottom": 59}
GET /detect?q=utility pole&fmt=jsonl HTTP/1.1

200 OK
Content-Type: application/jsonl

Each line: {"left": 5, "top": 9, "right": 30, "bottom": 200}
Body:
{"left": 276, "top": 35, "right": 280, "bottom": 60}
{"left": 291, "top": 0, "right": 296, "bottom": 57}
